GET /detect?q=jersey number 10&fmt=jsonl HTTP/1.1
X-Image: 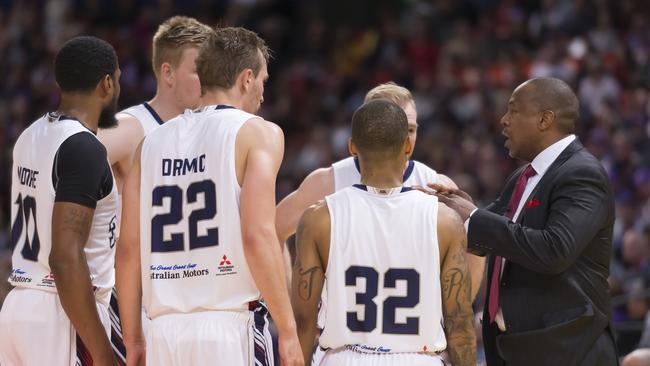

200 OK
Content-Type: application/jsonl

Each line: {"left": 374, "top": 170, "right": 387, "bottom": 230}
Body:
{"left": 151, "top": 179, "right": 218, "bottom": 252}
{"left": 11, "top": 194, "right": 40, "bottom": 261}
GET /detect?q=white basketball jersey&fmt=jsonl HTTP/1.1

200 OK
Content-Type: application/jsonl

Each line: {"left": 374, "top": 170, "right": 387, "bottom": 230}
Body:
{"left": 140, "top": 105, "right": 261, "bottom": 319}
{"left": 118, "top": 102, "right": 164, "bottom": 135}
{"left": 319, "top": 157, "right": 439, "bottom": 330}
{"left": 320, "top": 186, "right": 446, "bottom": 354}
{"left": 332, "top": 157, "right": 437, "bottom": 191}
{"left": 9, "top": 114, "right": 118, "bottom": 304}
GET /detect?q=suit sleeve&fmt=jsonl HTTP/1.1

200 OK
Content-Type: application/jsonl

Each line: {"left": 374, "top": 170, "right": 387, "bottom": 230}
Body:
{"left": 467, "top": 163, "right": 611, "bottom": 275}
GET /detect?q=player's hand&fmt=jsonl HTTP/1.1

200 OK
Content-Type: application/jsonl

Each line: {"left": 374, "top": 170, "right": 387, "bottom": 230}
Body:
{"left": 125, "top": 341, "right": 146, "bottom": 366}
{"left": 278, "top": 332, "right": 304, "bottom": 366}
{"left": 428, "top": 183, "right": 477, "bottom": 221}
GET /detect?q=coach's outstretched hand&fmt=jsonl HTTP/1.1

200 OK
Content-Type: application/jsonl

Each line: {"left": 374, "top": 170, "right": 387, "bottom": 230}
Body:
{"left": 427, "top": 183, "right": 476, "bottom": 222}
{"left": 279, "top": 332, "right": 304, "bottom": 366}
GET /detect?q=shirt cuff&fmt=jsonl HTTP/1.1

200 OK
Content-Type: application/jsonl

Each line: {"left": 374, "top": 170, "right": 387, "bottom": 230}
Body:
{"left": 464, "top": 208, "right": 478, "bottom": 232}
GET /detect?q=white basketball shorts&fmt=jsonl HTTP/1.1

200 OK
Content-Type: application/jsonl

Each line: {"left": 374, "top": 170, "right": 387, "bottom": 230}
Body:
{"left": 319, "top": 347, "right": 445, "bottom": 366}
{"left": 0, "top": 287, "right": 111, "bottom": 366}
{"left": 146, "top": 301, "right": 274, "bottom": 366}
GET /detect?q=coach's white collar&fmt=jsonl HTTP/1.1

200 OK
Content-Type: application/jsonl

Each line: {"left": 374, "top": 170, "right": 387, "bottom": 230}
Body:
{"left": 530, "top": 134, "right": 576, "bottom": 177}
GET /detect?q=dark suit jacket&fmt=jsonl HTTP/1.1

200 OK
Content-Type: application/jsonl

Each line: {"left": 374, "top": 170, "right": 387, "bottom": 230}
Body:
{"left": 468, "top": 139, "right": 618, "bottom": 366}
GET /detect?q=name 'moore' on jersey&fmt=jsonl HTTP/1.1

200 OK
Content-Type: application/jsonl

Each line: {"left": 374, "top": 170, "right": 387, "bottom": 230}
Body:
{"left": 118, "top": 102, "right": 164, "bottom": 136}
{"left": 9, "top": 114, "right": 118, "bottom": 304}
{"left": 320, "top": 185, "right": 446, "bottom": 354}
{"left": 140, "top": 105, "right": 260, "bottom": 319}
{"left": 332, "top": 157, "right": 437, "bottom": 191}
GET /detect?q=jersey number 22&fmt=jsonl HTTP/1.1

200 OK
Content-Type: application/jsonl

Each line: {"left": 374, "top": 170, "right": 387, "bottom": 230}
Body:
{"left": 151, "top": 179, "right": 218, "bottom": 252}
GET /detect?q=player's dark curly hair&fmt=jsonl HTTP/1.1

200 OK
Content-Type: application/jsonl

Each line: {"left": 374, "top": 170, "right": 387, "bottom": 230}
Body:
{"left": 351, "top": 99, "right": 409, "bottom": 156}
{"left": 54, "top": 36, "right": 118, "bottom": 93}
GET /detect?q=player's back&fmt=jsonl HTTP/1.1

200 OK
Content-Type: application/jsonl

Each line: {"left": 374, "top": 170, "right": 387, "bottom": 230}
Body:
{"left": 9, "top": 114, "right": 118, "bottom": 301}
{"left": 320, "top": 185, "right": 446, "bottom": 354}
{"left": 140, "top": 105, "right": 261, "bottom": 319}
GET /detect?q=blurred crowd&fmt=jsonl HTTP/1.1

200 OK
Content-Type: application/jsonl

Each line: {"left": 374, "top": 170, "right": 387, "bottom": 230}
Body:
{"left": 1, "top": 0, "right": 650, "bottom": 359}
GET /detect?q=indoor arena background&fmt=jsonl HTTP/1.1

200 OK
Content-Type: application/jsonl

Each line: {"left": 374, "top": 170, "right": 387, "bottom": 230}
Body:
{"left": 1, "top": 0, "right": 650, "bottom": 363}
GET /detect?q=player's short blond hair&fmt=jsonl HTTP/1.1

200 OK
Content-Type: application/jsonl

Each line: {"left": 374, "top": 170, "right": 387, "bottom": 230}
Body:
{"left": 364, "top": 82, "right": 414, "bottom": 108}
{"left": 152, "top": 16, "right": 213, "bottom": 77}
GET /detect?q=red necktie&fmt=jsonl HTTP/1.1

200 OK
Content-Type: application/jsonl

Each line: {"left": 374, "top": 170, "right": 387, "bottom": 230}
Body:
{"left": 488, "top": 164, "right": 537, "bottom": 323}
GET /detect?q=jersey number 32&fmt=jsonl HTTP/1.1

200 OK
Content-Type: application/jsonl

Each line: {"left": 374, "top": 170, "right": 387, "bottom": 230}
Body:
{"left": 346, "top": 266, "right": 420, "bottom": 335}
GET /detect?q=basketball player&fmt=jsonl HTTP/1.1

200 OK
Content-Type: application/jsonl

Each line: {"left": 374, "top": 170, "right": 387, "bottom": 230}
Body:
{"left": 98, "top": 15, "right": 212, "bottom": 193}
{"left": 116, "top": 27, "right": 303, "bottom": 365}
{"left": 276, "top": 82, "right": 485, "bottom": 299}
{"left": 97, "top": 16, "right": 212, "bottom": 363}
{"left": 0, "top": 36, "right": 121, "bottom": 366}
{"left": 291, "top": 100, "right": 476, "bottom": 366}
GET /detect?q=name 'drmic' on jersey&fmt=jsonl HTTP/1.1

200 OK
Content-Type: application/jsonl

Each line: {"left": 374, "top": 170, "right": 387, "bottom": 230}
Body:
{"left": 162, "top": 154, "right": 206, "bottom": 176}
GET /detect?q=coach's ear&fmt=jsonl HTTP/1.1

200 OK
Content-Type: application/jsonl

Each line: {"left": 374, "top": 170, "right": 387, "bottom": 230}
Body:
{"left": 348, "top": 138, "right": 358, "bottom": 157}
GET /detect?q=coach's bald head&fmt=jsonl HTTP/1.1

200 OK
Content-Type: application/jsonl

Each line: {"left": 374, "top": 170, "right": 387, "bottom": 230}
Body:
{"left": 501, "top": 77, "right": 580, "bottom": 162}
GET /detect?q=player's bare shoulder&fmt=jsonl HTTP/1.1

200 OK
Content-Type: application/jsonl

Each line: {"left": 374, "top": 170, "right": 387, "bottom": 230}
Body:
{"left": 437, "top": 202, "right": 467, "bottom": 253}
{"left": 239, "top": 117, "right": 284, "bottom": 146}
{"left": 300, "top": 167, "right": 334, "bottom": 191}
{"left": 98, "top": 112, "right": 145, "bottom": 165}
{"left": 298, "top": 200, "right": 330, "bottom": 239}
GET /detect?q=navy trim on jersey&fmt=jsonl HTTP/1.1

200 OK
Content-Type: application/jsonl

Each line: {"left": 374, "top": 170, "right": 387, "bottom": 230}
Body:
{"left": 143, "top": 102, "right": 164, "bottom": 125}
{"left": 353, "top": 184, "right": 412, "bottom": 193}
{"left": 353, "top": 157, "right": 415, "bottom": 182}
{"left": 402, "top": 160, "right": 415, "bottom": 181}
{"left": 47, "top": 112, "right": 95, "bottom": 134}
{"left": 353, "top": 184, "right": 367, "bottom": 191}
{"left": 215, "top": 105, "right": 235, "bottom": 110}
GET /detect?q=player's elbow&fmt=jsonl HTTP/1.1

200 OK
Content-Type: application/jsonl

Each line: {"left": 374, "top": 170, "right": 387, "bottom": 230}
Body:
{"left": 293, "top": 307, "right": 316, "bottom": 333}
{"left": 48, "top": 247, "right": 80, "bottom": 276}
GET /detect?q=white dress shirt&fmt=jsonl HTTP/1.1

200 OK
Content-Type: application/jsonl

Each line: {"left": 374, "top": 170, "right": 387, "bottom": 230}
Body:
{"left": 469, "top": 134, "right": 576, "bottom": 330}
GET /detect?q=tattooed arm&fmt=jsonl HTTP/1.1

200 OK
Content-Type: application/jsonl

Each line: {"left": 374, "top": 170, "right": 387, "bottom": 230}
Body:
{"left": 291, "top": 200, "right": 330, "bottom": 365}
{"left": 438, "top": 203, "right": 476, "bottom": 366}
{"left": 50, "top": 203, "right": 116, "bottom": 365}
{"left": 49, "top": 134, "right": 116, "bottom": 365}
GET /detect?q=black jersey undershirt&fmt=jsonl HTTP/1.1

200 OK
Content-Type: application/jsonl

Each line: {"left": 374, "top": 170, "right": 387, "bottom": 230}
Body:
{"left": 52, "top": 131, "right": 113, "bottom": 209}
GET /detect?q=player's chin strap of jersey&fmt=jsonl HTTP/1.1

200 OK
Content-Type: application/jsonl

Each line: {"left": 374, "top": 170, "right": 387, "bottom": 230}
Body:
{"left": 249, "top": 300, "right": 273, "bottom": 366}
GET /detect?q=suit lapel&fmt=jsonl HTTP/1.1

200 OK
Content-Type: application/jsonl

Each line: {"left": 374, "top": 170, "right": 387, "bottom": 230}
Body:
{"left": 514, "top": 139, "right": 584, "bottom": 224}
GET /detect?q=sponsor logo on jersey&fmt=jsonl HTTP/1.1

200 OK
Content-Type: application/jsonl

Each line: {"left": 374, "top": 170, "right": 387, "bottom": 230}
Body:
{"left": 149, "top": 262, "right": 210, "bottom": 279}
{"left": 9, "top": 268, "right": 32, "bottom": 283}
{"left": 345, "top": 344, "right": 392, "bottom": 354}
{"left": 39, "top": 272, "right": 56, "bottom": 287}
{"left": 216, "top": 254, "right": 238, "bottom": 276}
